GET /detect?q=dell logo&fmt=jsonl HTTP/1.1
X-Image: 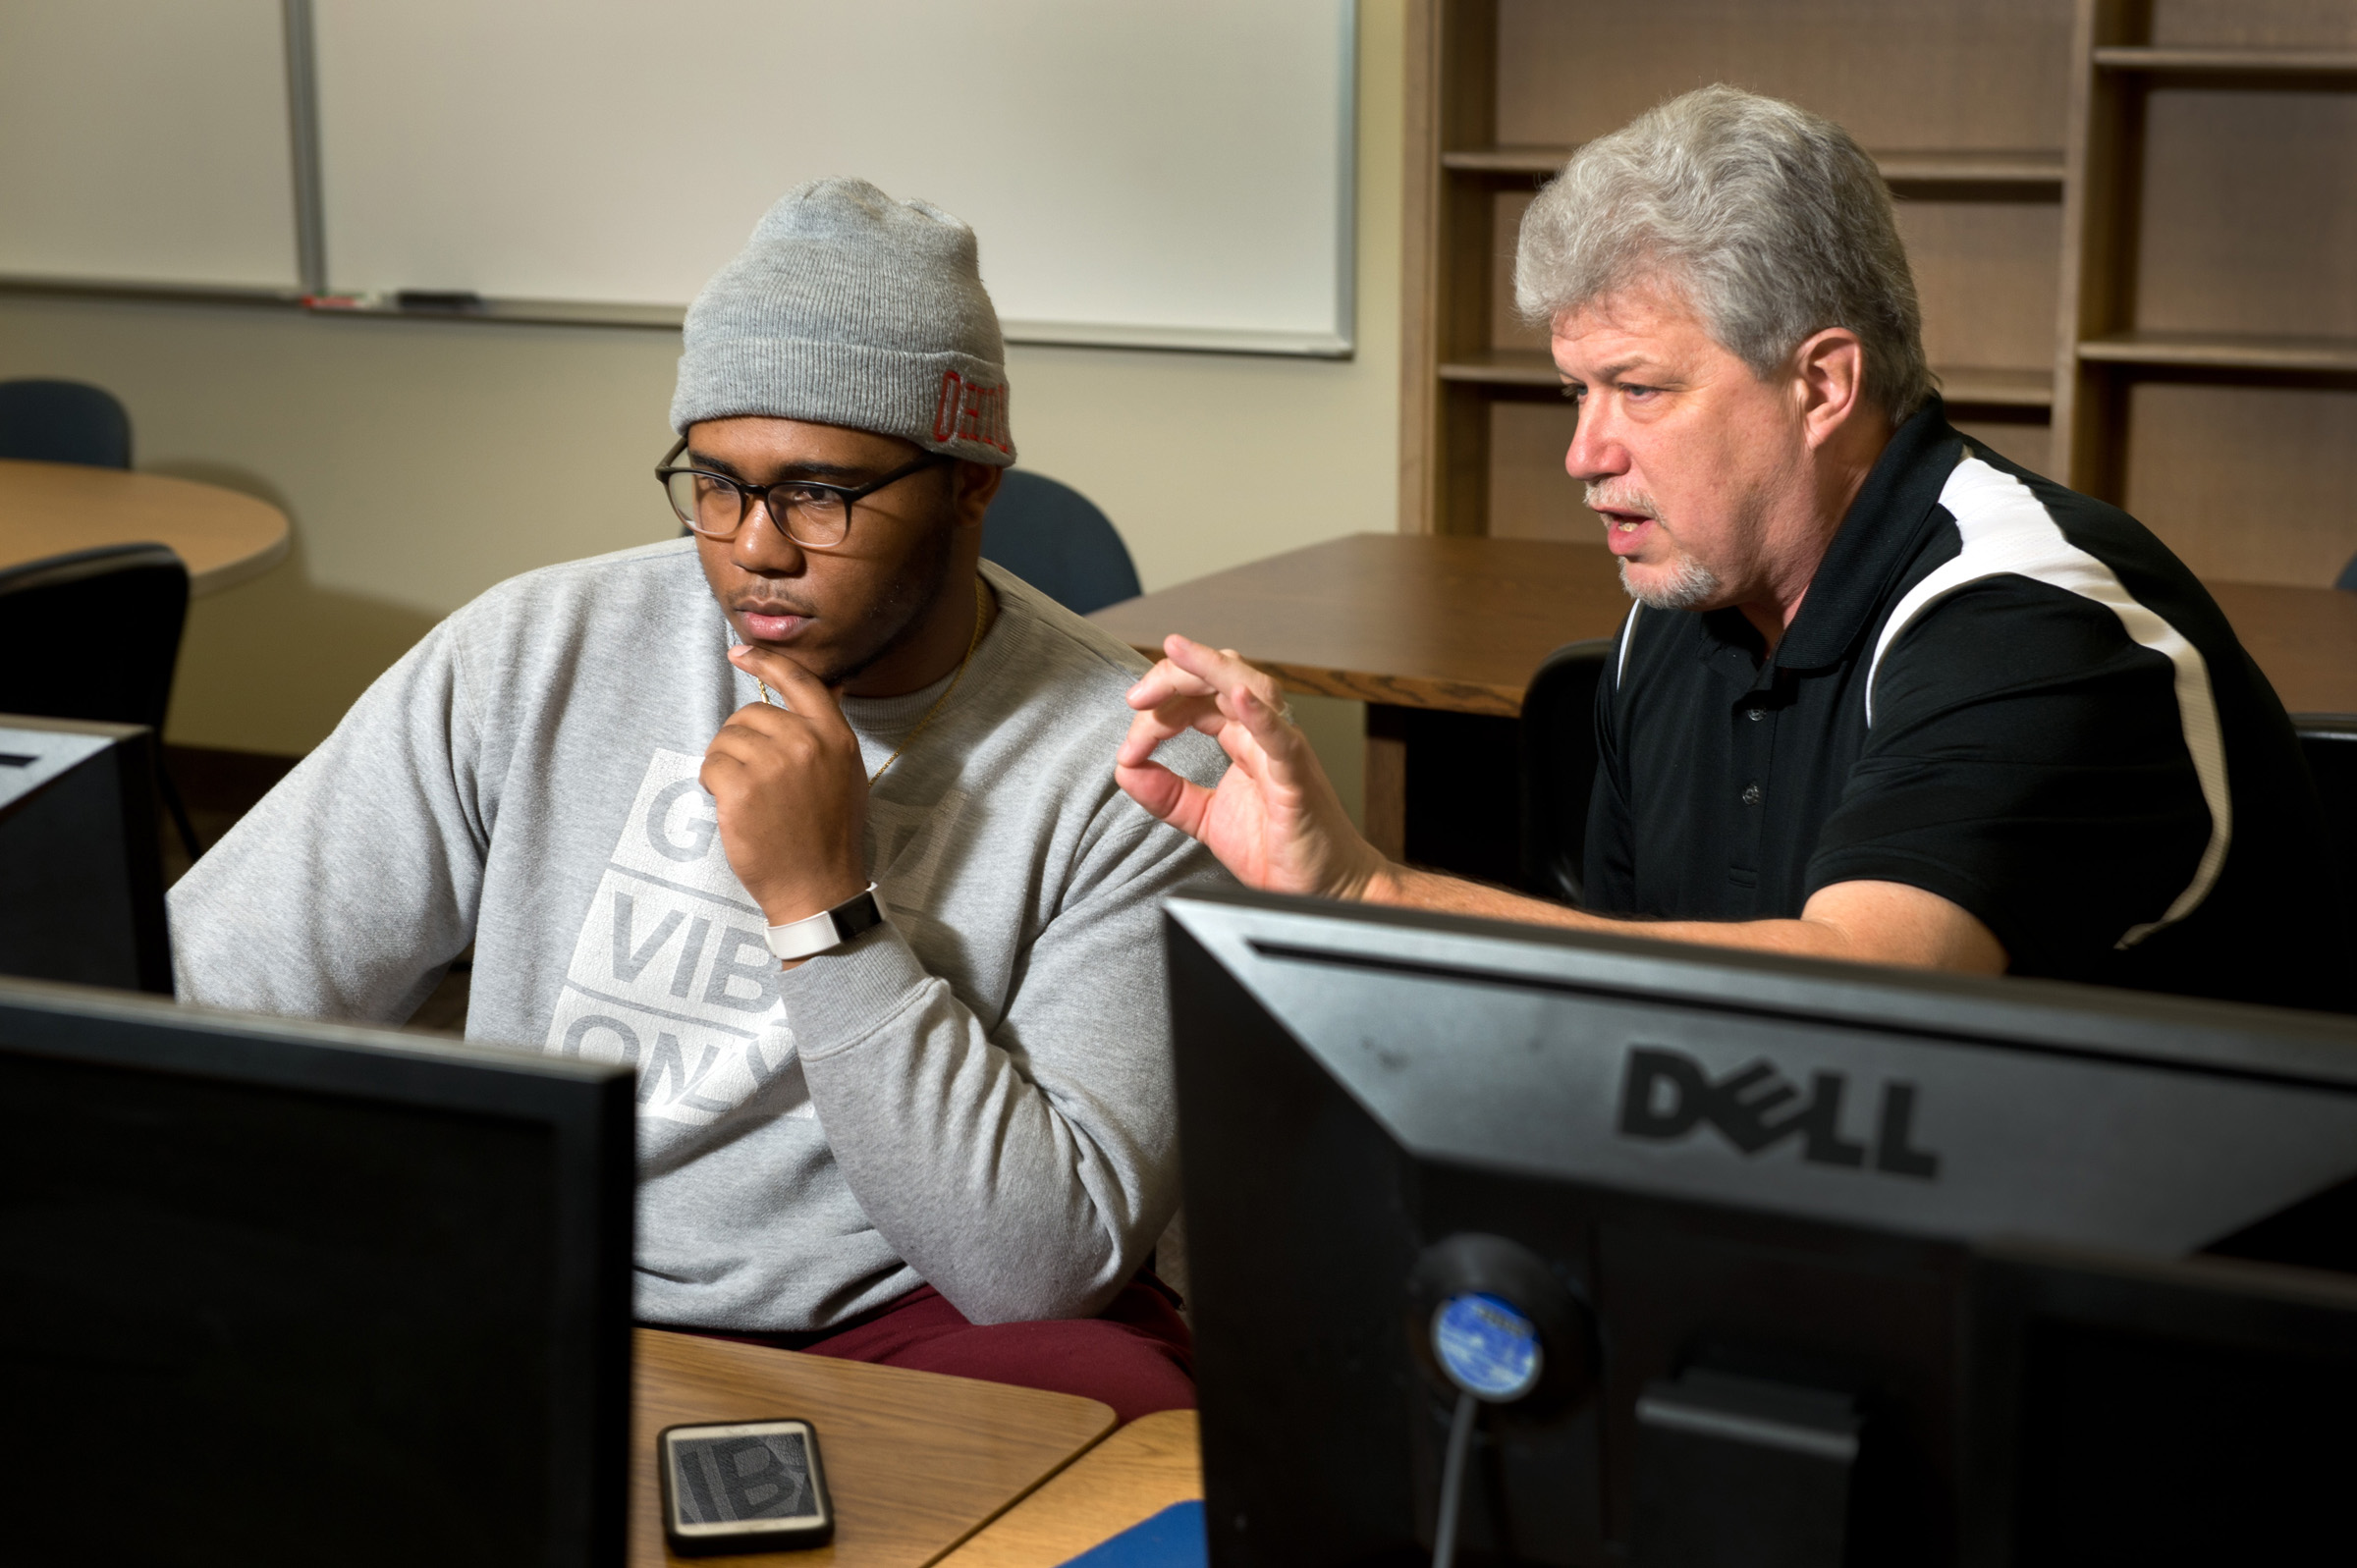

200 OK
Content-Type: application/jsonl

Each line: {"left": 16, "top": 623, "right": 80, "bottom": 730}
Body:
{"left": 1617, "top": 1047, "right": 1940, "bottom": 1180}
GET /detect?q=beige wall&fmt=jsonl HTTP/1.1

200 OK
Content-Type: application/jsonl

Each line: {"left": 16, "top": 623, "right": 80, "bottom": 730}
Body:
{"left": 0, "top": 2, "right": 1399, "bottom": 813}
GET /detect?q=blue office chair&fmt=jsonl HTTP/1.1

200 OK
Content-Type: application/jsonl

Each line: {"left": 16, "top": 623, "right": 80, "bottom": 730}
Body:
{"left": 1517, "top": 637, "right": 1617, "bottom": 903}
{"left": 0, "top": 379, "right": 134, "bottom": 469}
{"left": 0, "top": 542, "right": 200, "bottom": 857}
{"left": 981, "top": 469, "right": 1141, "bottom": 616}
{"left": 2337, "top": 553, "right": 2357, "bottom": 592}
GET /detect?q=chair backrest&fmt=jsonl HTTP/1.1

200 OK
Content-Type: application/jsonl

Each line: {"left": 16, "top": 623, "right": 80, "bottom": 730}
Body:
{"left": 0, "top": 379, "right": 134, "bottom": 469}
{"left": 2337, "top": 553, "right": 2357, "bottom": 592}
{"left": 981, "top": 469, "right": 1141, "bottom": 617}
{"left": 2295, "top": 714, "right": 2357, "bottom": 939}
{"left": 1518, "top": 637, "right": 1617, "bottom": 903}
{"left": 0, "top": 544, "right": 190, "bottom": 730}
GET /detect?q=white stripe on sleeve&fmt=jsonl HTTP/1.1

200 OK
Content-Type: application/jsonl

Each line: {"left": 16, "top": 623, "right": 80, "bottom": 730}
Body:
{"left": 1864, "top": 454, "right": 2229, "bottom": 948}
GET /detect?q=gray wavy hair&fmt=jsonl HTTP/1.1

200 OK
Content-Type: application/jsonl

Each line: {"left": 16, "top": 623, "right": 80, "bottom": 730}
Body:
{"left": 1514, "top": 85, "right": 1931, "bottom": 419}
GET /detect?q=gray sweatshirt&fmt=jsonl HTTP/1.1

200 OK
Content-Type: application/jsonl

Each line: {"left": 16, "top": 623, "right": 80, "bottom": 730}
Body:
{"left": 168, "top": 542, "right": 1227, "bottom": 1330}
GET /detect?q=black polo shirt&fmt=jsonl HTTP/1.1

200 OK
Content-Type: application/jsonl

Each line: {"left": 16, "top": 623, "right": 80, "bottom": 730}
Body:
{"left": 1583, "top": 400, "right": 2351, "bottom": 1012}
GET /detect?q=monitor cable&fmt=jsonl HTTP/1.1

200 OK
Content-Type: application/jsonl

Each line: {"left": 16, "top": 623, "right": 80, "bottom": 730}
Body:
{"left": 1415, "top": 1241, "right": 1590, "bottom": 1568}
{"left": 1432, "top": 1387, "right": 1479, "bottom": 1568}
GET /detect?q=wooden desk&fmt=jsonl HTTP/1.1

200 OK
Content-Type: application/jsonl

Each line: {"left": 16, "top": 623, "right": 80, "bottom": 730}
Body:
{"left": 938, "top": 1410, "right": 1203, "bottom": 1568}
{"left": 1090, "top": 532, "right": 1629, "bottom": 720}
{"left": 1090, "top": 533, "right": 1630, "bottom": 869}
{"left": 0, "top": 457, "right": 290, "bottom": 595}
{"left": 2209, "top": 579, "right": 2357, "bottom": 717}
{"left": 1091, "top": 533, "right": 2357, "bottom": 869}
{"left": 632, "top": 1329, "right": 1117, "bottom": 1568}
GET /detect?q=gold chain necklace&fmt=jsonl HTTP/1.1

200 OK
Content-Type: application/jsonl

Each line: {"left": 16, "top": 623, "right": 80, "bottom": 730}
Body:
{"left": 757, "top": 575, "right": 990, "bottom": 784}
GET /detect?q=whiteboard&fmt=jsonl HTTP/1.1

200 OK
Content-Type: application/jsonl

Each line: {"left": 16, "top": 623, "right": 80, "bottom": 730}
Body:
{"left": 0, "top": 0, "right": 299, "bottom": 292}
{"left": 308, "top": 0, "right": 1355, "bottom": 354}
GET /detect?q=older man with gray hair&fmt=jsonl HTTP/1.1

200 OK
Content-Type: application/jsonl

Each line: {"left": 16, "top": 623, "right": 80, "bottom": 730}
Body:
{"left": 1121, "top": 85, "right": 2347, "bottom": 1011}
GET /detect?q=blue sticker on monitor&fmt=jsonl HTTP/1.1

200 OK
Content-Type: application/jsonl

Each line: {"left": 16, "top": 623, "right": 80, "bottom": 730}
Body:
{"left": 1433, "top": 1292, "right": 1542, "bottom": 1401}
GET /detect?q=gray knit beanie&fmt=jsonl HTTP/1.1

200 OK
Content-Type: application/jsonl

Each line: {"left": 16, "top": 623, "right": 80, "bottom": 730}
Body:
{"left": 670, "top": 178, "right": 1014, "bottom": 465}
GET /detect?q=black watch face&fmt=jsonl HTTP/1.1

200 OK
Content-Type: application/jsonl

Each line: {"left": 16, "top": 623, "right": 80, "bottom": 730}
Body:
{"left": 669, "top": 1431, "right": 818, "bottom": 1524}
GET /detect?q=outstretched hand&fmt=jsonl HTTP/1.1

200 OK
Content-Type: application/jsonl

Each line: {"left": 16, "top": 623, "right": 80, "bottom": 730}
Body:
{"left": 1115, "top": 634, "right": 1390, "bottom": 900}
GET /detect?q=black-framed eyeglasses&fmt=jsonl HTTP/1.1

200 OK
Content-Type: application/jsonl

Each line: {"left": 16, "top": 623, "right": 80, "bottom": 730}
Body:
{"left": 655, "top": 437, "right": 950, "bottom": 549}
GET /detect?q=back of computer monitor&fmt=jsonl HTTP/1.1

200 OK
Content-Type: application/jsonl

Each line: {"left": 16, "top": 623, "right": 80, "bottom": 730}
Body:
{"left": 1964, "top": 1240, "right": 2357, "bottom": 1566}
{"left": 1167, "top": 892, "right": 2357, "bottom": 1567}
{"left": 0, "top": 715, "right": 170, "bottom": 994}
{"left": 0, "top": 979, "right": 635, "bottom": 1567}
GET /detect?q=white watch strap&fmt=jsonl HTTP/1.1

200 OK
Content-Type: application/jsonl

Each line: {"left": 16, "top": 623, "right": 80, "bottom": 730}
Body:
{"left": 763, "top": 884, "right": 884, "bottom": 961}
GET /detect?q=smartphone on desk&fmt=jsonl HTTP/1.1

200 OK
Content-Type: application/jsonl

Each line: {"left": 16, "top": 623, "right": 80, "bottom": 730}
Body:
{"left": 658, "top": 1418, "right": 834, "bottom": 1555}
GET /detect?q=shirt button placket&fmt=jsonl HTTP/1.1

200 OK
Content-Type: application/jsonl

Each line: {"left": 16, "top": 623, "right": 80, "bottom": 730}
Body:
{"left": 1726, "top": 692, "right": 1763, "bottom": 912}
{"left": 1729, "top": 684, "right": 1777, "bottom": 913}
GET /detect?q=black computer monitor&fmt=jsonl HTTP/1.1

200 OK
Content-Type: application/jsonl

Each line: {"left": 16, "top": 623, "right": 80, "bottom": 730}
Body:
{"left": 0, "top": 714, "right": 171, "bottom": 995}
{"left": 0, "top": 977, "right": 635, "bottom": 1567}
{"left": 1167, "top": 891, "right": 2357, "bottom": 1567}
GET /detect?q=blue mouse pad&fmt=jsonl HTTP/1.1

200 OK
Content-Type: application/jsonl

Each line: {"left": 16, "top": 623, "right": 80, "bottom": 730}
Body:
{"left": 1055, "top": 1499, "right": 1208, "bottom": 1568}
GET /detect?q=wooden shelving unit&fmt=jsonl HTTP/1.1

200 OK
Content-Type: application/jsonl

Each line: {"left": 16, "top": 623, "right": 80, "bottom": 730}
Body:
{"left": 1434, "top": 352, "right": 2061, "bottom": 409}
{"left": 1436, "top": 349, "right": 1556, "bottom": 386}
{"left": 2056, "top": 0, "right": 2357, "bottom": 585}
{"left": 2090, "top": 45, "right": 2357, "bottom": 75}
{"left": 1442, "top": 145, "right": 2067, "bottom": 186}
{"left": 1401, "top": 0, "right": 2357, "bottom": 587}
{"left": 2077, "top": 333, "right": 2357, "bottom": 375}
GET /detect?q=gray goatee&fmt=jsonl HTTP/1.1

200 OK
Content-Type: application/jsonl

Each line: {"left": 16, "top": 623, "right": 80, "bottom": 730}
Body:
{"left": 1619, "top": 553, "right": 1721, "bottom": 611}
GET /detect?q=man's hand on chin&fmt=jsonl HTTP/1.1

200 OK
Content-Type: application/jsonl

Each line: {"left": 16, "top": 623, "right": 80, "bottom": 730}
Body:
{"left": 1115, "top": 634, "right": 1391, "bottom": 900}
{"left": 701, "top": 643, "right": 871, "bottom": 942}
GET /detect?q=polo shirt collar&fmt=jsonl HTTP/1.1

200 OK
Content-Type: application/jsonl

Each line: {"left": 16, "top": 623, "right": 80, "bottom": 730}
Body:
{"left": 1772, "top": 397, "right": 1963, "bottom": 671}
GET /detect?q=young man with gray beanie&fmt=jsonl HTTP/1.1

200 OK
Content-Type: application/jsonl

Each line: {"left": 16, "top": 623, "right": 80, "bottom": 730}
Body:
{"left": 169, "top": 179, "right": 1229, "bottom": 1420}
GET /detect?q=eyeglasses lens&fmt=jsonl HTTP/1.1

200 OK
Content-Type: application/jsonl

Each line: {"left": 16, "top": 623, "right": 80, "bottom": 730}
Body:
{"left": 664, "top": 471, "right": 851, "bottom": 547}
{"left": 664, "top": 469, "right": 735, "bottom": 536}
{"left": 782, "top": 492, "right": 850, "bottom": 549}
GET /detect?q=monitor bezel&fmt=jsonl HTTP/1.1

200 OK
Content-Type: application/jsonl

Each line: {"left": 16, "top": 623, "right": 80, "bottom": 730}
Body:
{"left": 1167, "top": 888, "right": 2357, "bottom": 1094}
{"left": 0, "top": 974, "right": 637, "bottom": 1568}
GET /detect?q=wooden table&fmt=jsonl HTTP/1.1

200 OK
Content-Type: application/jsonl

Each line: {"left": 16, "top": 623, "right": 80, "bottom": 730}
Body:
{"left": 0, "top": 457, "right": 290, "bottom": 594}
{"left": 632, "top": 1329, "right": 1118, "bottom": 1568}
{"left": 1091, "top": 533, "right": 1631, "bottom": 721}
{"left": 1090, "top": 533, "right": 1632, "bottom": 868}
{"left": 938, "top": 1410, "right": 1203, "bottom": 1568}
{"left": 1091, "top": 532, "right": 2357, "bottom": 869}
{"left": 2208, "top": 579, "right": 2357, "bottom": 717}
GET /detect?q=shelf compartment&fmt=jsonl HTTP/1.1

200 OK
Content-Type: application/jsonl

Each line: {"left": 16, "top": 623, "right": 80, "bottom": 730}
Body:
{"left": 1439, "top": 351, "right": 2055, "bottom": 407}
{"left": 2092, "top": 46, "right": 2357, "bottom": 76}
{"left": 1877, "top": 150, "right": 2067, "bottom": 187}
{"left": 1936, "top": 366, "right": 2056, "bottom": 406}
{"left": 1438, "top": 349, "right": 1559, "bottom": 386}
{"left": 1441, "top": 146, "right": 2065, "bottom": 187}
{"left": 2079, "top": 333, "right": 2357, "bottom": 374}
{"left": 1440, "top": 145, "right": 1574, "bottom": 175}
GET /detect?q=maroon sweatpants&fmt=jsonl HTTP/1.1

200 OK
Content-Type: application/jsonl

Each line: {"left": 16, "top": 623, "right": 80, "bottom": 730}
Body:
{"left": 685, "top": 1276, "right": 1195, "bottom": 1427}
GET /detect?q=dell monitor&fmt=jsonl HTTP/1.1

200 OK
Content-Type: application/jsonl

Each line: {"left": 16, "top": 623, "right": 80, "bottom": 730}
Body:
{"left": 1168, "top": 891, "right": 2357, "bottom": 1567}
{"left": 0, "top": 715, "right": 170, "bottom": 994}
{"left": 0, "top": 977, "right": 635, "bottom": 1567}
